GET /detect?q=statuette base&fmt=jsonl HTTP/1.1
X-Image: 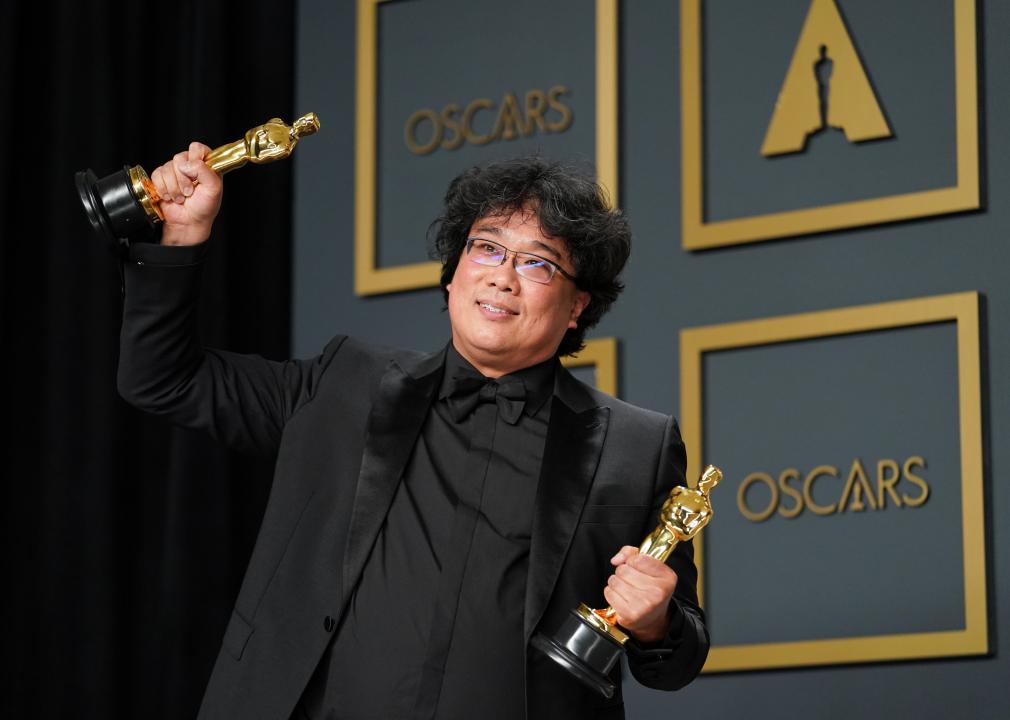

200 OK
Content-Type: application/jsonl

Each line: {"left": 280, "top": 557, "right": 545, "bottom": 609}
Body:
{"left": 530, "top": 606, "right": 626, "bottom": 699}
{"left": 76, "top": 166, "right": 158, "bottom": 254}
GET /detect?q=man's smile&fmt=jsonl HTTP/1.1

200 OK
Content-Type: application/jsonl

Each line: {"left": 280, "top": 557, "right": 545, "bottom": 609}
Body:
{"left": 477, "top": 300, "right": 519, "bottom": 316}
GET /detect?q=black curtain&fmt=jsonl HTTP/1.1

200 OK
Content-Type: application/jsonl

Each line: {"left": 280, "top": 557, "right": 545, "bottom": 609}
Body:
{"left": 1, "top": 2, "right": 295, "bottom": 717}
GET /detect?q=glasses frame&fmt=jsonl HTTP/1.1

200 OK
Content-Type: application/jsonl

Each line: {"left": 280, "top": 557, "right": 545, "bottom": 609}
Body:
{"left": 464, "top": 237, "right": 578, "bottom": 285}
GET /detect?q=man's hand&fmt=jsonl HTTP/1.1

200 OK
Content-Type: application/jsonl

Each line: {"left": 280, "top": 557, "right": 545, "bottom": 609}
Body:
{"left": 603, "top": 545, "right": 679, "bottom": 643}
{"left": 150, "top": 141, "right": 223, "bottom": 246}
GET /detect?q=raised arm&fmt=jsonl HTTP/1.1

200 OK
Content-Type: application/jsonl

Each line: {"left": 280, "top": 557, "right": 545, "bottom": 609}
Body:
{"left": 116, "top": 143, "right": 340, "bottom": 456}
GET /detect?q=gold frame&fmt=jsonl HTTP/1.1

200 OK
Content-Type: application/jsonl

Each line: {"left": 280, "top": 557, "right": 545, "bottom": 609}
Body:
{"left": 561, "top": 337, "right": 618, "bottom": 396}
{"left": 680, "top": 0, "right": 979, "bottom": 250}
{"left": 680, "top": 292, "right": 987, "bottom": 671}
{"left": 355, "top": 0, "right": 620, "bottom": 295}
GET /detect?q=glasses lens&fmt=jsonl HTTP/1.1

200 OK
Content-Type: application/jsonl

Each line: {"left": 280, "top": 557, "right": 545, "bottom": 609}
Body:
{"left": 514, "top": 254, "right": 554, "bottom": 284}
{"left": 468, "top": 239, "right": 506, "bottom": 266}
{"left": 466, "top": 239, "right": 558, "bottom": 283}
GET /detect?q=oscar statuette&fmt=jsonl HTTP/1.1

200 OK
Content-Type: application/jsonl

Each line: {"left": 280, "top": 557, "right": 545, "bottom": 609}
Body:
{"left": 75, "top": 113, "right": 320, "bottom": 252}
{"left": 531, "top": 465, "right": 721, "bottom": 698}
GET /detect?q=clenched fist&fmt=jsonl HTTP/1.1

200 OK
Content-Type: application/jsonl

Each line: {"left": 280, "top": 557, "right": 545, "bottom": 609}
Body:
{"left": 603, "top": 545, "right": 679, "bottom": 643}
{"left": 150, "top": 141, "right": 223, "bottom": 247}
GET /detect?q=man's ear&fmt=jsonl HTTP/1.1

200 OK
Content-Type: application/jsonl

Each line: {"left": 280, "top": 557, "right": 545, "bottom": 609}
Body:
{"left": 568, "top": 291, "right": 590, "bottom": 329}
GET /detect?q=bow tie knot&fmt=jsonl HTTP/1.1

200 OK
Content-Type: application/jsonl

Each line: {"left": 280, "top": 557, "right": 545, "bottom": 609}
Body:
{"left": 446, "top": 374, "right": 527, "bottom": 424}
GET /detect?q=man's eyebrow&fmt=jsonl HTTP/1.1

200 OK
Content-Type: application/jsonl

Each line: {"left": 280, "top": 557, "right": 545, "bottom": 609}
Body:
{"left": 469, "top": 224, "right": 564, "bottom": 261}
{"left": 527, "top": 240, "right": 562, "bottom": 261}
{"left": 470, "top": 224, "right": 503, "bottom": 236}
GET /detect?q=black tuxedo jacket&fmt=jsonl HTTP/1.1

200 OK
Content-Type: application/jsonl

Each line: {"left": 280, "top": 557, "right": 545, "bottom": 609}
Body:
{"left": 117, "top": 245, "right": 708, "bottom": 720}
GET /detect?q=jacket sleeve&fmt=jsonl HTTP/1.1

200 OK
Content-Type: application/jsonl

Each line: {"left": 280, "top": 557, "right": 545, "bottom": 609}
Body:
{"left": 117, "top": 242, "right": 345, "bottom": 457}
{"left": 625, "top": 414, "right": 710, "bottom": 690}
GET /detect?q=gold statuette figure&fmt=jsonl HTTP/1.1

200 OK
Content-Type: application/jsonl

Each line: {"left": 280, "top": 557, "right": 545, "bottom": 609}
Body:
{"left": 531, "top": 465, "right": 722, "bottom": 698}
{"left": 76, "top": 113, "right": 321, "bottom": 251}
{"left": 203, "top": 114, "right": 322, "bottom": 175}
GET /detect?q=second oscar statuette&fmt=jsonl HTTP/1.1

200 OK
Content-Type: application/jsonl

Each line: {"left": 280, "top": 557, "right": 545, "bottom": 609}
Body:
{"left": 531, "top": 465, "right": 722, "bottom": 698}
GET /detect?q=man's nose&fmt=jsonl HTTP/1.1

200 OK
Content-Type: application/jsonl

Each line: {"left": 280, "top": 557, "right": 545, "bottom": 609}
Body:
{"left": 487, "top": 253, "right": 520, "bottom": 292}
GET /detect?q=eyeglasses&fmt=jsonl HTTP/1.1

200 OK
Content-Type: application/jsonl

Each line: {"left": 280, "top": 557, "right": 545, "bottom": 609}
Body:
{"left": 465, "top": 237, "right": 577, "bottom": 285}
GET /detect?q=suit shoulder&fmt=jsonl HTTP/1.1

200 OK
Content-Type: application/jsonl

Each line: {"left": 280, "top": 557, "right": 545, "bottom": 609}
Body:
{"left": 310, "top": 335, "right": 435, "bottom": 386}
{"left": 310, "top": 335, "right": 420, "bottom": 367}
{"left": 572, "top": 375, "right": 671, "bottom": 429}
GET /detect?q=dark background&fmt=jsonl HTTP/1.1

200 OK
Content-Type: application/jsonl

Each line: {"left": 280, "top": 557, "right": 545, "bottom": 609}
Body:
{"left": 1, "top": 2, "right": 294, "bottom": 716}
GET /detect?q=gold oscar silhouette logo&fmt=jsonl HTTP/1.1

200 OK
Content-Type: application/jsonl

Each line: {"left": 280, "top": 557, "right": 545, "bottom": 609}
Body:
{"left": 761, "top": 0, "right": 892, "bottom": 156}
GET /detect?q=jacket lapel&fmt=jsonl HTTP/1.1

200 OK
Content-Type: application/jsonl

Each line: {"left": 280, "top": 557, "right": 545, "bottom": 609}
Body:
{"left": 523, "top": 368, "right": 610, "bottom": 641}
{"left": 341, "top": 347, "right": 446, "bottom": 595}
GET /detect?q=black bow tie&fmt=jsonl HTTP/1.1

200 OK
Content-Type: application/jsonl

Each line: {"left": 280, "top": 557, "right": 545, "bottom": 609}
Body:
{"left": 445, "top": 373, "right": 527, "bottom": 425}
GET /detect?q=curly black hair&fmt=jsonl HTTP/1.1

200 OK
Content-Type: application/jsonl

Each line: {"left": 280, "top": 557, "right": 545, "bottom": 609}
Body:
{"left": 429, "top": 156, "right": 631, "bottom": 357}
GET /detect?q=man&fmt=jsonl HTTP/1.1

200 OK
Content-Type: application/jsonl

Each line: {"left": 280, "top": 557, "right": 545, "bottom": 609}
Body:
{"left": 119, "top": 144, "right": 708, "bottom": 719}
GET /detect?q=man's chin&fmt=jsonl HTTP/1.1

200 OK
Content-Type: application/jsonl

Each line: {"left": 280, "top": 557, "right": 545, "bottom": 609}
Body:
{"left": 454, "top": 339, "right": 516, "bottom": 372}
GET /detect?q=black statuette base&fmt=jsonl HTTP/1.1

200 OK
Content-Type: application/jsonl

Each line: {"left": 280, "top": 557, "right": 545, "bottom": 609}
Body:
{"left": 75, "top": 167, "right": 157, "bottom": 254}
{"left": 531, "top": 609, "right": 625, "bottom": 699}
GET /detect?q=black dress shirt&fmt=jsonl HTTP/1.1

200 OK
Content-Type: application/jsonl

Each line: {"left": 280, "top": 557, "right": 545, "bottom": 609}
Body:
{"left": 298, "top": 344, "right": 556, "bottom": 719}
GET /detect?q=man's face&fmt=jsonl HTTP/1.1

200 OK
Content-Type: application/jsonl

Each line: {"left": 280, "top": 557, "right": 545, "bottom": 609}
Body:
{"left": 447, "top": 208, "right": 590, "bottom": 378}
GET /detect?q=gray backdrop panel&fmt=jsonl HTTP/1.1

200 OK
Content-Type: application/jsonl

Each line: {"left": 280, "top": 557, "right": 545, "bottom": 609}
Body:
{"left": 704, "top": 0, "right": 956, "bottom": 221}
{"left": 704, "top": 323, "right": 963, "bottom": 645}
{"left": 376, "top": 0, "right": 596, "bottom": 267}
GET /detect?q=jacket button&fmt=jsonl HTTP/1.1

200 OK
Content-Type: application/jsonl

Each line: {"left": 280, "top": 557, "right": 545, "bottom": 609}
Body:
{"left": 323, "top": 616, "right": 336, "bottom": 632}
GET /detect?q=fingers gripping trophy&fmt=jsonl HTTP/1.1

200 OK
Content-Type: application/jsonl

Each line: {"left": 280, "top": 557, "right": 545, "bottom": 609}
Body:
{"left": 532, "top": 465, "right": 722, "bottom": 698}
{"left": 75, "top": 114, "right": 320, "bottom": 251}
